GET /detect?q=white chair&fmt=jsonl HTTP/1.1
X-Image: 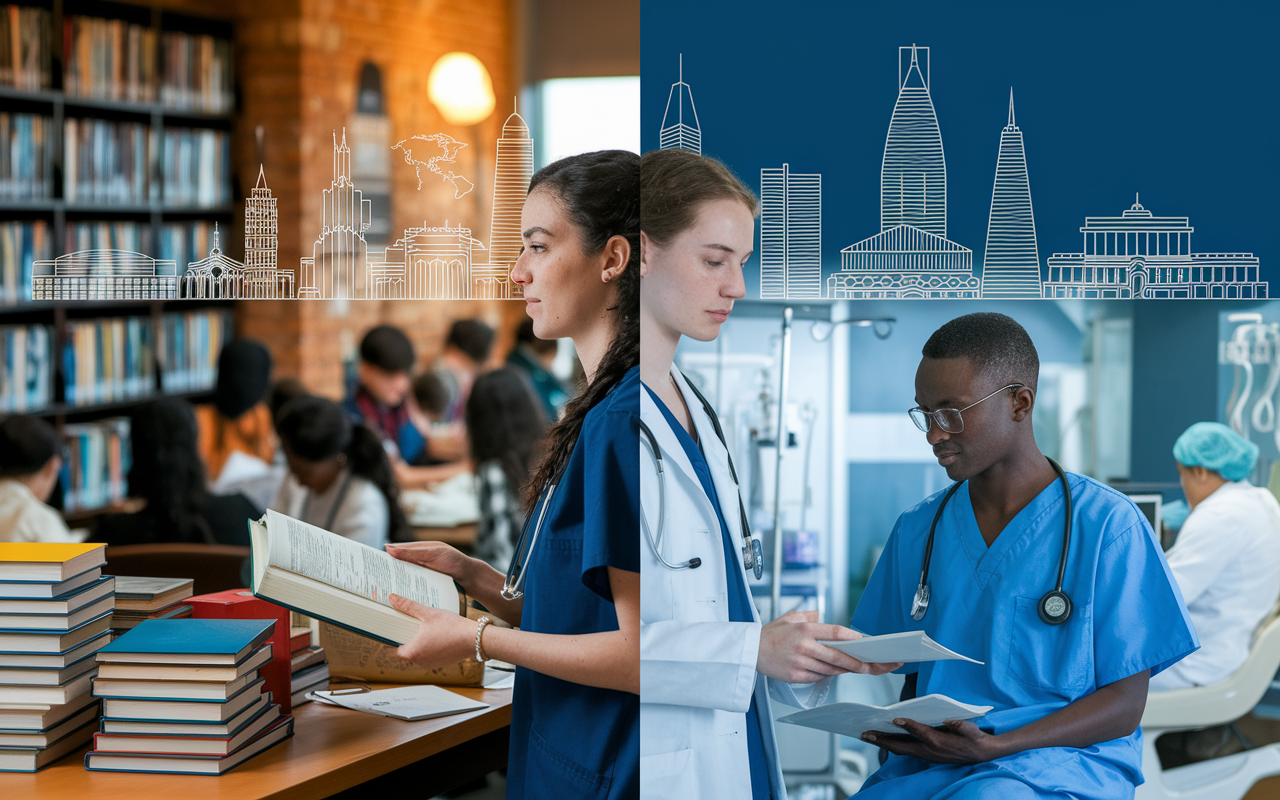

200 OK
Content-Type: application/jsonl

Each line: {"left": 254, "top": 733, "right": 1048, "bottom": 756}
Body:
{"left": 1137, "top": 608, "right": 1280, "bottom": 800}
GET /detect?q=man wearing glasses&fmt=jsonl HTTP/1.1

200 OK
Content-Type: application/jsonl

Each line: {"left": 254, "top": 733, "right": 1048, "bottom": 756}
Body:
{"left": 848, "top": 312, "right": 1197, "bottom": 800}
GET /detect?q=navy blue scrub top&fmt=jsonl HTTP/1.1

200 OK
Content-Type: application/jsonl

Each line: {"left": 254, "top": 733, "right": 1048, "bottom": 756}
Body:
{"left": 506, "top": 366, "right": 641, "bottom": 800}
{"left": 646, "top": 385, "right": 772, "bottom": 800}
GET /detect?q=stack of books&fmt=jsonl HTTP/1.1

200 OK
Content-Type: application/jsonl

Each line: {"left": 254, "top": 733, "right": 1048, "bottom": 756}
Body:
{"left": 111, "top": 578, "right": 194, "bottom": 635}
{"left": 63, "top": 15, "right": 158, "bottom": 104}
{"left": 63, "top": 117, "right": 150, "bottom": 205}
{"left": 157, "top": 309, "right": 233, "bottom": 393}
{"left": 288, "top": 626, "right": 328, "bottom": 707}
{"left": 87, "top": 618, "right": 293, "bottom": 775}
{"left": 0, "top": 543, "right": 113, "bottom": 772}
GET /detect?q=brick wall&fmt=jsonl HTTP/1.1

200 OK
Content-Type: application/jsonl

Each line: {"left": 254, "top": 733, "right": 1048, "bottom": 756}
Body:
{"left": 164, "top": 0, "right": 521, "bottom": 396}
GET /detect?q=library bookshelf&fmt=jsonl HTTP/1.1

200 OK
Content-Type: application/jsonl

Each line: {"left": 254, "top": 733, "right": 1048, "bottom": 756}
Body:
{"left": 0, "top": 0, "right": 238, "bottom": 523}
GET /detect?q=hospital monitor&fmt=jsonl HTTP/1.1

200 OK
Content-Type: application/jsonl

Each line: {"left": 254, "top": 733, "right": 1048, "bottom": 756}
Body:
{"left": 1124, "top": 493, "right": 1165, "bottom": 546}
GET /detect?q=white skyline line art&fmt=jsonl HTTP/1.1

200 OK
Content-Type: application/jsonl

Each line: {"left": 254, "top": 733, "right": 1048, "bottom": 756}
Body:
{"left": 477, "top": 100, "right": 533, "bottom": 300}
{"left": 180, "top": 223, "right": 244, "bottom": 299}
{"left": 981, "top": 88, "right": 1042, "bottom": 299}
{"left": 660, "top": 53, "right": 702, "bottom": 155}
{"left": 32, "top": 249, "right": 179, "bottom": 300}
{"left": 882, "top": 45, "right": 946, "bottom": 238}
{"left": 828, "top": 43, "right": 979, "bottom": 300}
{"left": 298, "top": 129, "right": 372, "bottom": 300}
{"left": 241, "top": 165, "right": 294, "bottom": 299}
{"left": 392, "top": 133, "right": 474, "bottom": 198}
{"left": 367, "top": 220, "right": 487, "bottom": 300}
{"left": 1044, "top": 195, "right": 1267, "bottom": 299}
{"left": 760, "top": 164, "right": 822, "bottom": 299}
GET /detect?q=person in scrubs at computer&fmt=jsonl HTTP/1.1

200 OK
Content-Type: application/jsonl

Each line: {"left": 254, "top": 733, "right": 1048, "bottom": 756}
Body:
{"left": 852, "top": 312, "right": 1197, "bottom": 799}
{"left": 1150, "top": 422, "right": 1280, "bottom": 691}
{"left": 385, "top": 150, "right": 640, "bottom": 800}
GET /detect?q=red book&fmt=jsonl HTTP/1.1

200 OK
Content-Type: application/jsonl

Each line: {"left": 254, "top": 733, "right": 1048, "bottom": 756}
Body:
{"left": 187, "top": 590, "right": 292, "bottom": 715}
{"left": 290, "top": 626, "right": 310, "bottom": 654}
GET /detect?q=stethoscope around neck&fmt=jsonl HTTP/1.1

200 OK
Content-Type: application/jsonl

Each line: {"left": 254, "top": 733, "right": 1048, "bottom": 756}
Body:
{"left": 638, "top": 378, "right": 764, "bottom": 580}
{"left": 912, "top": 456, "right": 1074, "bottom": 626}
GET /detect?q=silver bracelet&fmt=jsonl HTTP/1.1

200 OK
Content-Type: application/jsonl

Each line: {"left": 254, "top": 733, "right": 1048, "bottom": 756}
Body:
{"left": 474, "top": 616, "right": 493, "bottom": 662}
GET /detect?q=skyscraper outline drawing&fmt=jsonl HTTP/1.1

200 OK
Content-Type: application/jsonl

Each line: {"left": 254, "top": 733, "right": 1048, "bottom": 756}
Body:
{"left": 760, "top": 163, "right": 822, "bottom": 299}
{"left": 476, "top": 101, "right": 532, "bottom": 299}
{"left": 298, "top": 130, "right": 372, "bottom": 299}
{"left": 242, "top": 165, "right": 294, "bottom": 299}
{"left": 660, "top": 54, "right": 701, "bottom": 154}
{"left": 981, "top": 89, "right": 1042, "bottom": 299}
{"left": 881, "top": 45, "right": 946, "bottom": 237}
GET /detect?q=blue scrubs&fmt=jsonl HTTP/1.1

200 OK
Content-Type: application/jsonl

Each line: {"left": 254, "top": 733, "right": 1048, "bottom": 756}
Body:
{"left": 646, "top": 385, "right": 772, "bottom": 800}
{"left": 506, "top": 366, "right": 640, "bottom": 800}
{"left": 852, "top": 474, "right": 1198, "bottom": 799}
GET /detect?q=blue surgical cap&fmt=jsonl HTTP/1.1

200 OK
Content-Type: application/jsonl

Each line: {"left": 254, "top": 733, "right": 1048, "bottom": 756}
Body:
{"left": 1173, "top": 422, "right": 1259, "bottom": 482}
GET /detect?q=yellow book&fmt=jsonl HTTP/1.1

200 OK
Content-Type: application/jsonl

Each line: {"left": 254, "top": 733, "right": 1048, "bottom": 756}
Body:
{"left": 0, "top": 543, "right": 107, "bottom": 581}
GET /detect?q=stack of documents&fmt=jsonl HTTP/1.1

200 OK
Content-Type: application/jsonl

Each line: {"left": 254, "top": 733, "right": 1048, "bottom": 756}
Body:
{"left": 0, "top": 543, "right": 111, "bottom": 771}
{"left": 85, "top": 618, "right": 292, "bottom": 775}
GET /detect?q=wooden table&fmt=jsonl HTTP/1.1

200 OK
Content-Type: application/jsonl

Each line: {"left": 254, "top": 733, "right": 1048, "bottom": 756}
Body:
{"left": 410, "top": 523, "right": 478, "bottom": 547}
{"left": 13, "top": 683, "right": 512, "bottom": 800}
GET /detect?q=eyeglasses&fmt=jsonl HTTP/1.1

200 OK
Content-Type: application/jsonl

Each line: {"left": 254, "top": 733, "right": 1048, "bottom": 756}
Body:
{"left": 909, "top": 384, "right": 1025, "bottom": 434}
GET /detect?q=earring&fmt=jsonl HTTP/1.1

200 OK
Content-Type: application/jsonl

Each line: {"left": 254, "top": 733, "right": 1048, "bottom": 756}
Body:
{"left": 602, "top": 275, "right": 610, "bottom": 283}
{"left": 336, "top": 453, "right": 347, "bottom": 466}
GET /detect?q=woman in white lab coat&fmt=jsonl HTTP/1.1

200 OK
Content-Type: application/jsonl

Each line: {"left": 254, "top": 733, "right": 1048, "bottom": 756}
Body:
{"left": 638, "top": 148, "right": 899, "bottom": 800}
{"left": 1150, "top": 421, "right": 1280, "bottom": 691}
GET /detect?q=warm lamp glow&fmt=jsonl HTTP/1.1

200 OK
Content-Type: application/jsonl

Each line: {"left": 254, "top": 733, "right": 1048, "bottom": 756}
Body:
{"left": 428, "top": 52, "right": 496, "bottom": 126}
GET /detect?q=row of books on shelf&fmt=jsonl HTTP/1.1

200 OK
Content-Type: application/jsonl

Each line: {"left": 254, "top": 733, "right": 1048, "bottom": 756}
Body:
{"left": 0, "top": 323, "right": 52, "bottom": 413}
{"left": 64, "top": 16, "right": 234, "bottom": 114}
{"left": 0, "top": 5, "right": 53, "bottom": 92}
{"left": 0, "top": 112, "right": 51, "bottom": 200}
{"left": 0, "top": 220, "right": 50, "bottom": 304}
{"left": 62, "top": 308, "right": 231, "bottom": 407}
{"left": 60, "top": 418, "right": 129, "bottom": 514}
{"left": 64, "top": 119, "right": 230, "bottom": 207}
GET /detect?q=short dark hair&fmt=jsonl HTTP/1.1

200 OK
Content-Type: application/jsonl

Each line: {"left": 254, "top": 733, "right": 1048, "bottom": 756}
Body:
{"left": 359, "top": 325, "right": 415, "bottom": 373}
{"left": 922, "top": 312, "right": 1039, "bottom": 392}
{"left": 0, "top": 416, "right": 61, "bottom": 477}
{"left": 413, "top": 371, "right": 450, "bottom": 418}
{"left": 446, "top": 319, "right": 494, "bottom": 365}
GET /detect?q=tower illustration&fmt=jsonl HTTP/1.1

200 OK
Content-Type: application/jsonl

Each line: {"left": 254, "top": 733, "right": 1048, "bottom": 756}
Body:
{"left": 477, "top": 105, "right": 533, "bottom": 299}
{"left": 760, "top": 164, "right": 822, "bottom": 298}
{"left": 300, "top": 130, "right": 371, "bottom": 299}
{"left": 981, "top": 90, "right": 1041, "bottom": 299}
{"left": 881, "top": 45, "right": 946, "bottom": 237}
{"left": 660, "top": 54, "right": 701, "bottom": 154}
{"left": 243, "top": 166, "right": 292, "bottom": 299}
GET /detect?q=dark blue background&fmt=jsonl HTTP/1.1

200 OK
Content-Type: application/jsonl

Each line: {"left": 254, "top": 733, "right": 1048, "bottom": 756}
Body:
{"left": 641, "top": 0, "right": 1278, "bottom": 298}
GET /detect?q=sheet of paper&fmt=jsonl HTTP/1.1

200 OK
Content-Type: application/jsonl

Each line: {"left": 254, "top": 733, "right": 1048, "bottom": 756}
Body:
{"left": 777, "top": 694, "right": 993, "bottom": 739}
{"left": 265, "top": 509, "right": 456, "bottom": 611}
{"left": 308, "top": 685, "right": 489, "bottom": 721}
{"left": 819, "top": 630, "right": 983, "bottom": 665}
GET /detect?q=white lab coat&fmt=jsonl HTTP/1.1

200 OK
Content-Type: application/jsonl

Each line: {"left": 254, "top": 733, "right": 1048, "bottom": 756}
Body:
{"left": 1150, "top": 480, "right": 1280, "bottom": 690}
{"left": 640, "top": 367, "right": 824, "bottom": 800}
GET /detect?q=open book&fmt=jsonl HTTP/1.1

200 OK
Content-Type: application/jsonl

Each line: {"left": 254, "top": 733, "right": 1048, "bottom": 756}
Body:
{"left": 249, "top": 509, "right": 462, "bottom": 647}
{"left": 819, "top": 630, "right": 983, "bottom": 665}
{"left": 777, "top": 694, "right": 993, "bottom": 739}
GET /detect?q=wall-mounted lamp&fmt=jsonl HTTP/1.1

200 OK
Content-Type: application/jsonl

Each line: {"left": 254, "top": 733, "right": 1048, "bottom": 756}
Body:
{"left": 809, "top": 317, "right": 896, "bottom": 342}
{"left": 428, "top": 52, "right": 496, "bottom": 125}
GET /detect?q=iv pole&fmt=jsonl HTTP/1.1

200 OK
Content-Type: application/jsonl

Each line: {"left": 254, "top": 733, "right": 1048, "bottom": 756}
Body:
{"left": 770, "top": 308, "right": 793, "bottom": 621}
{"left": 767, "top": 308, "right": 894, "bottom": 621}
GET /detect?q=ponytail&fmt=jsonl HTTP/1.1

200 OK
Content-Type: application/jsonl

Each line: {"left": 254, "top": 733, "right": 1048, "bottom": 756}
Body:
{"left": 345, "top": 423, "right": 410, "bottom": 542}
{"left": 522, "top": 150, "right": 640, "bottom": 509}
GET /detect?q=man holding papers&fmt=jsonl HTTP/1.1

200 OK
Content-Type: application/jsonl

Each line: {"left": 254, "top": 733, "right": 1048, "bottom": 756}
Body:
{"left": 850, "top": 313, "right": 1197, "bottom": 799}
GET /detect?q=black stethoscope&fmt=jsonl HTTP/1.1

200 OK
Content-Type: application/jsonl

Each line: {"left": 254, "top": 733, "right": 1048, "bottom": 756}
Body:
{"left": 638, "top": 377, "right": 764, "bottom": 580}
{"left": 912, "top": 457, "right": 1074, "bottom": 626}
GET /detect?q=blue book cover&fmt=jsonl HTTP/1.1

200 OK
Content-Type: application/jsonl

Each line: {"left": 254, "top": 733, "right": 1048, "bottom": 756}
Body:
{"left": 99, "top": 619, "right": 276, "bottom": 661}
